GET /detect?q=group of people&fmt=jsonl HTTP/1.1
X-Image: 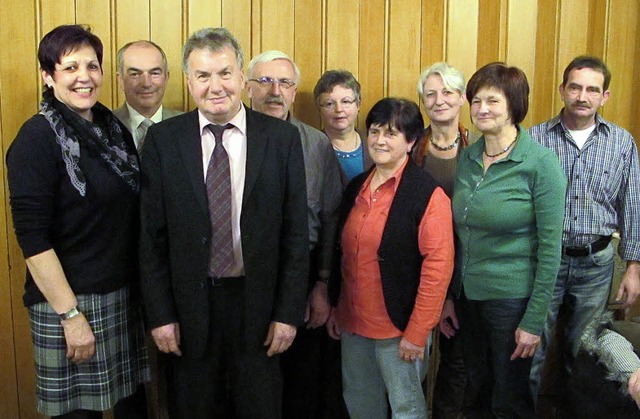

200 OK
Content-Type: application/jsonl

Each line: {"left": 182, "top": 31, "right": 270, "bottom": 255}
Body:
{"left": 6, "top": 23, "right": 640, "bottom": 419}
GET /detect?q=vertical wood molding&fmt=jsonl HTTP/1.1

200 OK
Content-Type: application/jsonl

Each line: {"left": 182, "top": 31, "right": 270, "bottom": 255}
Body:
{"left": 294, "top": 0, "right": 323, "bottom": 127}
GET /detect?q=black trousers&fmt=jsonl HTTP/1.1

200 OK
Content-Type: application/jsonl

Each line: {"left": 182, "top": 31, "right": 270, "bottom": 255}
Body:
{"left": 432, "top": 330, "right": 468, "bottom": 419}
{"left": 281, "top": 325, "right": 349, "bottom": 419}
{"left": 166, "top": 279, "right": 282, "bottom": 419}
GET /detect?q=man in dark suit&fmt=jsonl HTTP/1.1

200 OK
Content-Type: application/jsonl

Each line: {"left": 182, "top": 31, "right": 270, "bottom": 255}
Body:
{"left": 114, "top": 40, "right": 182, "bottom": 150}
{"left": 139, "top": 27, "right": 309, "bottom": 419}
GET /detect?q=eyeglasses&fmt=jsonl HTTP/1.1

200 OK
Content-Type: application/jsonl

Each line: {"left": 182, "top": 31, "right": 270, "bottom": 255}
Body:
{"left": 318, "top": 98, "right": 358, "bottom": 110}
{"left": 248, "top": 76, "right": 297, "bottom": 89}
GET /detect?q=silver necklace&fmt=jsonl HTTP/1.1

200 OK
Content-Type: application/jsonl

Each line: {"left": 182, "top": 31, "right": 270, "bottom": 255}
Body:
{"left": 484, "top": 137, "right": 517, "bottom": 158}
{"left": 430, "top": 134, "right": 459, "bottom": 151}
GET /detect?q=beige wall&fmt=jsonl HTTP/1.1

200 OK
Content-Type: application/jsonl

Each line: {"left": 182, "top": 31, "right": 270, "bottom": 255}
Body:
{"left": 1, "top": 1, "right": 639, "bottom": 417}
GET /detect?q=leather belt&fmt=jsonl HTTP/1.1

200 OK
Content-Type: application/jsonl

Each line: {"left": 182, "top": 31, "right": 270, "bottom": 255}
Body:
{"left": 562, "top": 236, "right": 612, "bottom": 257}
{"left": 210, "top": 275, "right": 244, "bottom": 287}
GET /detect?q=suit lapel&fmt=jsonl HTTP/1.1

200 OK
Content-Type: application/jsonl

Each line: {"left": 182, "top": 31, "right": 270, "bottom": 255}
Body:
{"left": 243, "top": 108, "right": 267, "bottom": 209}
{"left": 178, "top": 110, "right": 209, "bottom": 215}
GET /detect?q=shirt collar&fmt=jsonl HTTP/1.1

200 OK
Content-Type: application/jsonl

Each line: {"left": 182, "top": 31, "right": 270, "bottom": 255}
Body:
{"left": 550, "top": 109, "right": 612, "bottom": 136}
{"left": 361, "top": 155, "right": 409, "bottom": 194}
{"left": 197, "top": 104, "right": 247, "bottom": 136}
{"left": 126, "top": 102, "right": 163, "bottom": 127}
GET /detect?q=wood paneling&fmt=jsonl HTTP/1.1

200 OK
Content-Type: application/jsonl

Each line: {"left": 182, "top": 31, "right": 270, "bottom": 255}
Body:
{"left": 1, "top": 1, "right": 639, "bottom": 417}
{"left": 531, "top": 0, "right": 559, "bottom": 125}
{"left": 388, "top": 0, "right": 422, "bottom": 101}
{"left": 150, "top": 0, "right": 185, "bottom": 111}
{"left": 506, "top": 0, "right": 537, "bottom": 128}
{"left": 602, "top": 0, "right": 638, "bottom": 128}
{"left": 294, "top": 0, "right": 323, "bottom": 127}
{"left": 326, "top": 0, "right": 359, "bottom": 71}
{"left": 357, "top": 0, "right": 386, "bottom": 129}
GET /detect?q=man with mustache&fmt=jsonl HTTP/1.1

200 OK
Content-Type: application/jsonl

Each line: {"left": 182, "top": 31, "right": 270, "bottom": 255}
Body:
{"left": 246, "top": 50, "right": 345, "bottom": 418}
{"left": 114, "top": 40, "right": 182, "bottom": 151}
{"left": 528, "top": 56, "right": 640, "bottom": 412}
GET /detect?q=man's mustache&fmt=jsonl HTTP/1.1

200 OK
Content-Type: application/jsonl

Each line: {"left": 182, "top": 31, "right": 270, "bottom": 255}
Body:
{"left": 265, "top": 96, "right": 284, "bottom": 105}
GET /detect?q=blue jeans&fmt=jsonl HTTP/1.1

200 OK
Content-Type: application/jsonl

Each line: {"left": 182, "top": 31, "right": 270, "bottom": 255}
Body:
{"left": 529, "top": 243, "right": 614, "bottom": 400}
{"left": 341, "top": 332, "right": 429, "bottom": 419}
{"left": 459, "top": 296, "right": 534, "bottom": 419}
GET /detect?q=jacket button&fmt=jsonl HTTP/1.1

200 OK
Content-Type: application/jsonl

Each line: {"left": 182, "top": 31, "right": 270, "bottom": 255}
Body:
{"left": 202, "top": 237, "right": 208, "bottom": 244}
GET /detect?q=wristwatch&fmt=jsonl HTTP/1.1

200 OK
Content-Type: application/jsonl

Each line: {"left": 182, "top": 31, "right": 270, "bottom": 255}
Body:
{"left": 59, "top": 306, "right": 81, "bottom": 321}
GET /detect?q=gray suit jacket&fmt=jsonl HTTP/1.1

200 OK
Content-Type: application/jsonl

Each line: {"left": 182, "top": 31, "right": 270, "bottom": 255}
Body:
{"left": 113, "top": 103, "right": 183, "bottom": 133}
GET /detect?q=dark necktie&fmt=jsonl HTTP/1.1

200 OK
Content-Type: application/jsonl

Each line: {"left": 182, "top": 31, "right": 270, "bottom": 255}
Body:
{"left": 206, "top": 123, "right": 235, "bottom": 278}
{"left": 136, "top": 118, "right": 154, "bottom": 151}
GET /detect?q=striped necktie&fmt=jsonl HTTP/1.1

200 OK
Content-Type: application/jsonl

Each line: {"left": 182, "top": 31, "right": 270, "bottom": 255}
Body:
{"left": 205, "top": 123, "right": 235, "bottom": 278}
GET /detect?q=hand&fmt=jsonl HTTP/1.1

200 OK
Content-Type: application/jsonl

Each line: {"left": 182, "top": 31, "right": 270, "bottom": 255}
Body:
{"left": 615, "top": 261, "right": 640, "bottom": 309}
{"left": 438, "top": 299, "right": 459, "bottom": 339}
{"left": 264, "top": 321, "right": 296, "bottom": 357}
{"left": 628, "top": 368, "right": 640, "bottom": 407}
{"left": 61, "top": 313, "right": 96, "bottom": 364}
{"left": 326, "top": 308, "right": 341, "bottom": 340}
{"left": 398, "top": 338, "right": 425, "bottom": 363}
{"left": 510, "top": 328, "right": 540, "bottom": 360}
{"left": 151, "top": 323, "right": 182, "bottom": 356}
{"left": 305, "top": 282, "right": 331, "bottom": 329}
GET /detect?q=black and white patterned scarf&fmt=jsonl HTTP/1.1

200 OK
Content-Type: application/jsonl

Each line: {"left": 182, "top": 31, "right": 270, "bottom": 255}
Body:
{"left": 39, "top": 89, "right": 139, "bottom": 196}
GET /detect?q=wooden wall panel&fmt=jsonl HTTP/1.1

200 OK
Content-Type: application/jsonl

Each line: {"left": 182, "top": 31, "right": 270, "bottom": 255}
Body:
{"left": 506, "top": 0, "right": 537, "bottom": 128}
{"left": 357, "top": 0, "right": 386, "bottom": 130}
{"left": 40, "top": 0, "right": 76, "bottom": 35}
{"left": 77, "top": 0, "right": 115, "bottom": 108}
{"left": 294, "top": 0, "right": 323, "bottom": 127}
{"left": 477, "top": 0, "right": 508, "bottom": 64}
{"left": 420, "top": 0, "right": 446, "bottom": 68}
{"left": 447, "top": 0, "right": 479, "bottom": 130}
{"left": 222, "top": 0, "right": 252, "bottom": 64}
{"left": 531, "top": 0, "right": 559, "bottom": 125}
{"left": 151, "top": 0, "right": 185, "bottom": 111}
{"left": 326, "top": 0, "right": 359, "bottom": 72}
{"left": 388, "top": 0, "right": 422, "bottom": 100}
{"left": 1, "top": 1, "right": 639, "bottom": 417}
{"left": 554, "top": 0, "right": 591, "bottom": 115}
{"left": 257, "top": 0, "right": 295, "bottom": 54}
{"left": 1, "top": 0, "right": 39, "bottom": 416}
{"left": 587, "top": 0, "right": 608, "bottom": 59}
{"left": 602, "top": 0, "right": 638, "bottom": 130}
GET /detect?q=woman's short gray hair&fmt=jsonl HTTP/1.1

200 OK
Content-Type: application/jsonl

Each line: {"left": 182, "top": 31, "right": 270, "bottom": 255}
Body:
{"left": 417, "top": 62, "right": 465, "bottom": 96}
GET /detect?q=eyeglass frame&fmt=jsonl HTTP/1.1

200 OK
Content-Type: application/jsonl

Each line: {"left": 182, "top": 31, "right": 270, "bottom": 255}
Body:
{"left": 318, "top": 97, "right": 359, "bottom": 110}
{"left": 248, "top": 76, "right": 297, "bottom": 89}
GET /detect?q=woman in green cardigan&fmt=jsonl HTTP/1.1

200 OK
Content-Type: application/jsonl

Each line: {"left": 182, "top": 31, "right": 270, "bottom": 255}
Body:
{"left": 451, "top": 62, "right": 566, "bottom": 418}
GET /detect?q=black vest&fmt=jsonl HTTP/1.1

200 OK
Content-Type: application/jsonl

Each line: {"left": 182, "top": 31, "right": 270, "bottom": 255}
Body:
{"left": 331, "top": 160, "right": 440, "bottom": 331}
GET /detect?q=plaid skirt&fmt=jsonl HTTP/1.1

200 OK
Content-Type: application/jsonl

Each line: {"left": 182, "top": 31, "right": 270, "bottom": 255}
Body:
{"left": 28, "top": 286, "right": 150, "bottom": 416}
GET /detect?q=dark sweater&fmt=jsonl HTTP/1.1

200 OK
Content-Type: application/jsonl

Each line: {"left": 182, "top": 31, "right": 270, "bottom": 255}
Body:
{"left": 7, "top": 114, "right": 139, "bottom": 306}
{"left": 332, "top": 160, "right": 439, "bottom": 330}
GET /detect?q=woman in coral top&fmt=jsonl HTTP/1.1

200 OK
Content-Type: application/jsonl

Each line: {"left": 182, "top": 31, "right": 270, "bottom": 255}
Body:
{"left": 327, "top": 97, "right": 455, "bottom": 418}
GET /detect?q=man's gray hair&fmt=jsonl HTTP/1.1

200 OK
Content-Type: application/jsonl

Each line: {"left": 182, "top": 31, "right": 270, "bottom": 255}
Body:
{"left": 417, "top": 62, "right": 466, "bottom": 96}
{"left": 247, "top": 50, "right": 301, "bottom": 83}
{"left": 182, "top": 27, "right": 244, "bottom": 73}
{"left": 117, "top": 40, "right": 168, "bottom": 75}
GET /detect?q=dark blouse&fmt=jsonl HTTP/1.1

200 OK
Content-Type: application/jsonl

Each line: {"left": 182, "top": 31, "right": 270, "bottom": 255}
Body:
{"left": 7, "top": 114, "right": 139, "bottom": 306}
